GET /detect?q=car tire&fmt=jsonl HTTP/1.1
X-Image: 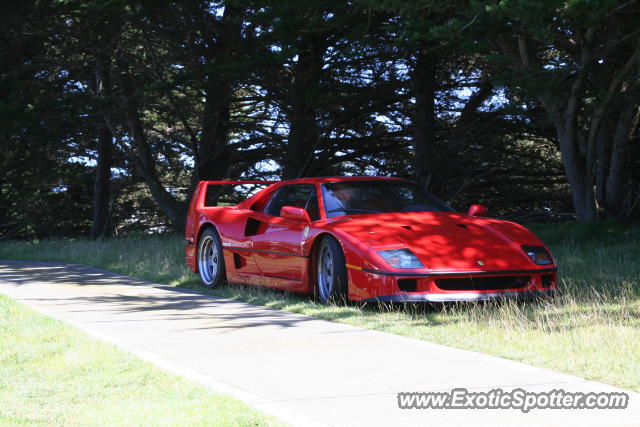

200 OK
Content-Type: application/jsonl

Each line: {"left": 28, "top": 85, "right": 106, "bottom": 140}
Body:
{"left": 315, "top": 236, "right": 348, "bottom": 303}
{"left": 197, "top": 227, "right": 226, "bottom": 288}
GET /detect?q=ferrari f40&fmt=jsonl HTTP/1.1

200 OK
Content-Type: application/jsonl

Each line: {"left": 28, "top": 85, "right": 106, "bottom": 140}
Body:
{"left": 184, "top": 177, "right": 558, "bottom": 303}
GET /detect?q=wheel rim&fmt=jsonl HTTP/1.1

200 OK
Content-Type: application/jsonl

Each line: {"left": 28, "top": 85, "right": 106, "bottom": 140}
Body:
{"left": 317, "top": 245, "right": 333, "bottom": 300}
{"left": 198, "top": 235, "right": 219, "bottom": 285}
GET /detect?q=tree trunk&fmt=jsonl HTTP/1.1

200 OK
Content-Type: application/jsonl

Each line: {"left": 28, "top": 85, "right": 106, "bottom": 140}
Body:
{"left": 412, "top": 47, "right": 437, "bottom": 190}
{"left": 555, "top": 123, "right": 598, "bottom": 222}
{"left": 605, "top": 104, "right": 639, "bottom": 215}
{"left": 196, "top": 81, "right": 232, "bottom": 182}
{"left": 193, "top": 84, "right": 231, "bottom": 207}
{"left": 193, "top": 4, "right": 241, "bottom": 185}
{"left": 498, "top": 33, "right": 599, "bottom": 222}
{"left": 120, "top": 70, "right": 186, "bottom": 230}
{"left": 90, "top": 55, "right": 113, "bottom": 239}
{"left": 282, "top": 34, "right": 326, "bottom": 179}
{"left": 90, "top": 124, "right": 112, "bottom": 238}
{"left": 594, "top": 119, "right": 611, "bottom": 207}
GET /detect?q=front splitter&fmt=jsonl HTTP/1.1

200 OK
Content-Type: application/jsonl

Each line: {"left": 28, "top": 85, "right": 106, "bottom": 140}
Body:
{"left": 363, "top": 289, "right": 559, "bottom": 303}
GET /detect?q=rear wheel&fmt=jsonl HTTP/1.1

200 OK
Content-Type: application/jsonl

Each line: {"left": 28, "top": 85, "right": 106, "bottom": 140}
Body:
{"left": 198, "top": 228, "right": 226, "bottom": 288}
{"left": 316, "top": 236, "right": 348, "bottom": 303}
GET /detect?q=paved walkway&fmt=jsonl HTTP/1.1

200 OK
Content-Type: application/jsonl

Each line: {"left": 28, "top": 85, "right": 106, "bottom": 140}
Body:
{"left": 0, "top": 260, "right": 637, "bottom": 426}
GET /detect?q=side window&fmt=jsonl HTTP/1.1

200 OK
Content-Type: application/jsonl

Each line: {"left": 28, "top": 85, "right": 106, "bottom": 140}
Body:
{"left": 305, "top": 189, "right": 320, "bottom": 221}
{"left": 265, "top": 185, "right": 319, "bottom": 221}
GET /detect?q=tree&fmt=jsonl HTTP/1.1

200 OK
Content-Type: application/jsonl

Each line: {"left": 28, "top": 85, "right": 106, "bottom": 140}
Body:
{"left": 477, "top": 0, "right": 640, "bottom": 221}
{"left": 2, "top": 0, "right": 637, "bottom": 238}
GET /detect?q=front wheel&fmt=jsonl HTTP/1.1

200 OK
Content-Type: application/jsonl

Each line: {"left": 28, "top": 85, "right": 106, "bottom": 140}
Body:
{"left": 198, "top": 228, "right": 226, "bottom": 288}
{"left": 316, "top": 236, "right": 348, "bottom": 303}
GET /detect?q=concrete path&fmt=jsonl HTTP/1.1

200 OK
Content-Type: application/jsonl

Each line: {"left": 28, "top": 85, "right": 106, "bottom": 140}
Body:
{"left": 0, "top": 260, "right": 637, "bottom": 427}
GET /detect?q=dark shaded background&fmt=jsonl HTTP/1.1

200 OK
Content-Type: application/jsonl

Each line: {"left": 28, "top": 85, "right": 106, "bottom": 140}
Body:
{"left": 1, "top": 0, "right": 638, "bottom": 238}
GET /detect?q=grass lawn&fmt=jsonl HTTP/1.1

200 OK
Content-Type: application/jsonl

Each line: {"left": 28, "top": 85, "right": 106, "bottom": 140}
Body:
{"left": 1, "top": 221, "right": 639, "bottom": 392}
{"left": 0, "top": 294, "right": 282, "bottom": 426}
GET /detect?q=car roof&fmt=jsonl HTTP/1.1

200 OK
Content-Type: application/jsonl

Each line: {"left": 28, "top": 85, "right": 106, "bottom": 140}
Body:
{"left": 272, "top": 176, "right": 412, "bottom": 185}
{"left": 236, "top": 176, "right": 414, "bottom": 209}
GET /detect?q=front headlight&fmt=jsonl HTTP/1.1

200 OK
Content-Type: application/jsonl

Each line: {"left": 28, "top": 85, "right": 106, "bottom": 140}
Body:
{"left": 521, "top": 245, "right": 552, "bottom": 265}
{"left": 377, "top": 249, "right": 424, "bottom": 269}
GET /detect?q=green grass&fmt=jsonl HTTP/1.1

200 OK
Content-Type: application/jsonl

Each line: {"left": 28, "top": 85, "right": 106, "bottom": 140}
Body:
{"left": 1, "top": 221, "right": 639, "bottom": 392}
{"left": 0, "top": 294, "right": 282, "bottom": 426}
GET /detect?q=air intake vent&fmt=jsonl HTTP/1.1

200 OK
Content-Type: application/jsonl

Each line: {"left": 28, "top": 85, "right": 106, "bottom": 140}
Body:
{"left": 541, "top": 274, "right": 554, "bottom": 287}
{"left": 233, "top": 253, "right": 246, "bottom": 269}
{"left": 245, "top": 218, "right": 262, "bottom": 236}
{"left": 398, "top": 279, "right": 417, "bottom": 292}
{"left": 435, "top": 276, "right": 531, "bottom": 291}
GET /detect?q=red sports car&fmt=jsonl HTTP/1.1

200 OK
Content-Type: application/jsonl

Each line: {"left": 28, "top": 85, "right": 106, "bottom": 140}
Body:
{"left": 185, "top": 177, "right": 558, "bottom": 303}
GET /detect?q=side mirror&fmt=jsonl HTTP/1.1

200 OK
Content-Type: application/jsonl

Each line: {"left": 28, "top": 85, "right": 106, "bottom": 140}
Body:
{"left": 468, "top": 204, "right": 488, "bottom": 217}
{"left": 280, "top": 206, "right": 311, "bottom": 222}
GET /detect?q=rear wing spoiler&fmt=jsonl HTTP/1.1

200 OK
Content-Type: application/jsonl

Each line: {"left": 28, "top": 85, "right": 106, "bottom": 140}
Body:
{"left": 186, "top": 180, "right": 279, "bottom": 241}
{"left": 200, "top": 180, "right": 279, "bottom": 186}
{"left": 196, "top": 180, "right": 279, "bottom": 208}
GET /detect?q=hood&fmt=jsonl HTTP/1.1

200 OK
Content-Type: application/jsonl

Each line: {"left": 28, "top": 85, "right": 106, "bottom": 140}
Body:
{"left": 326, "top": 212, "right": 546, "bottom": 271}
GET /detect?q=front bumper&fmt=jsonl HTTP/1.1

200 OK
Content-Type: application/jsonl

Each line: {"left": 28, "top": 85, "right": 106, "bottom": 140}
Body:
{"left": 363, "top": 289, "right": 559, "bottom": 303}
{"left": 347, "top": 264, "right": 558, "bottom": 302}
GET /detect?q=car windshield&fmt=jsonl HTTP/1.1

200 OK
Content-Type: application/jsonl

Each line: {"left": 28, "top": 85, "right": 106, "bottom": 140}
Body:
{"left": 322, "top": 180, "right": 453, "bottom": 218}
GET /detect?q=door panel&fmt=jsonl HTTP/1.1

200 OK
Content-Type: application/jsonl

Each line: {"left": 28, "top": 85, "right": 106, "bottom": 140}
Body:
{"left": 251, "top": 217, "right": 307, "bottom": 281}
{"left": 249, "top": 184, "right": 319, "bottom": 285}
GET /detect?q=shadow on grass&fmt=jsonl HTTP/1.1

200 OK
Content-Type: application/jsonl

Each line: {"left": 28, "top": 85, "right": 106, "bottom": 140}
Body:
{"left": 2, "top": 259, "right": 638, "bottom": 335}
{"left": 175, "top": 279, "right": 475, "bottom": 328}
{"left": 175, "top": 278, "right": 578, "bottom": 328}
{"left": 180, "top": 277, "right": 640, "bottom": 334}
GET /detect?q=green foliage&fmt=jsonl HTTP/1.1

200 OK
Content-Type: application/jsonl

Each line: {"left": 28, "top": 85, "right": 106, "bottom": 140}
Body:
{"left": 0, "top": 0, "right": 638, "bottom": 238}
{"left": 0, "top": 294, "right": 282, "bottom": 425}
